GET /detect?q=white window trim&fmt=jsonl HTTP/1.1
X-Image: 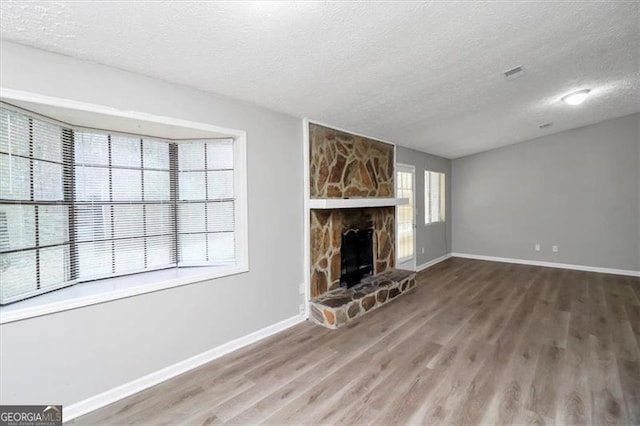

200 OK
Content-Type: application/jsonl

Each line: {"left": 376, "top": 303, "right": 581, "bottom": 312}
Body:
{"left": 0, "top": 89, "right": 249, "bottom": 323}
{"left": 396, "top": 163, "right": 416, "bottom": 264}
{"left": 425, "top": 170, "right": 446, "bottom": 225}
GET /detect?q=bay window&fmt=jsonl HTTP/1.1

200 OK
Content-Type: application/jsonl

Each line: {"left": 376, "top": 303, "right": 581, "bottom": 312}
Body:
{"left": 0, "top": 104, "right": 244, "bottom": 305}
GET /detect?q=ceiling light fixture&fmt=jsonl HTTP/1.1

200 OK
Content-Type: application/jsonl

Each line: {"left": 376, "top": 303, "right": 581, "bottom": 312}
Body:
{"left": 562, "top": 89, "right": 591, "bottom": 105}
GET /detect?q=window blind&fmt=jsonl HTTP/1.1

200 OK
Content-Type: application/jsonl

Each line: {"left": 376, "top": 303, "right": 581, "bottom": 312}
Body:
{"left": 74, "top": 131, "right": 176, "bottom": 281}
{"left": 177, "top": 140, "right": 235, "bottom": 265}
{"left": 0, "top": 105, "right": 237, "bottom": 304}
{"left": 0, "top": 108, "right": 72, "bottom": 303}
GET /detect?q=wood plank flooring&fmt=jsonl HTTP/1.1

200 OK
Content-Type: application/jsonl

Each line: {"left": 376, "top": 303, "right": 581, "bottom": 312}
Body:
{"left": 71, "top": 258, "right": 640, "bottom": 425}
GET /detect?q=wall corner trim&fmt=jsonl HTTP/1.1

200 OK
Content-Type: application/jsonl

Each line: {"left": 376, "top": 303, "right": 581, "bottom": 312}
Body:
{"left": 451, "top": 253, "right": 640, "bottom": 277}
{"left": 63, "top": 314, "right": 306, "bottom": 422}
{"left": 416, "top": 253, "right": 452, "bottom": 272}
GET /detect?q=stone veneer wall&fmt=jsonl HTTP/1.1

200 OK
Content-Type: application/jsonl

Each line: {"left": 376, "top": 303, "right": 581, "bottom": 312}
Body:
{"left": 309, "top": 123, "right": 394, "bottom": 199}
{"left": 310, "top": 207, "right": 395, "bottom": 298}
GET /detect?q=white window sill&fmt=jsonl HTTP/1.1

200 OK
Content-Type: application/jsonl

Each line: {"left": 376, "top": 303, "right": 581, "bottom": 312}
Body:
{"left": 0, "top": 265, "right": 248, "bottom": 325}
{"left": 425, "top": 221, "right": 446, "bottom": 227}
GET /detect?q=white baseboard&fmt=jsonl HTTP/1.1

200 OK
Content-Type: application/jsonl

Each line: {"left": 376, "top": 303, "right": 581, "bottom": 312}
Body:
{"left": 451, "top": 252, "right": 640, "bottom": 277}
{"left": 416, "top": 253, "right": 452, "bottom": 272}
{"left": 64, "top": 314, "right": 306, "bottom": 422}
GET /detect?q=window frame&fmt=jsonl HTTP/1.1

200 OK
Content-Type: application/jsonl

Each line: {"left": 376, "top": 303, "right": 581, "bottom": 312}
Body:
{"left": 424, "top": 170, "right": 446, "bottom": 225}
{"left": 0, "top": 93, "right": 248, "bottom": 323}
{"left": 395, "top": 163, "right": 415, "bottom": 263}
{"left": 0, "top": 113, "right": 75, "bottom": 303}
{"left": 71, "top": 130, "right": 177, "bottom": 284}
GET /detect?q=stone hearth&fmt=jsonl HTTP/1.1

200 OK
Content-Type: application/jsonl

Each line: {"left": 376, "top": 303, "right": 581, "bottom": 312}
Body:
{"left": 310, "top": 269, "right": 416, "bottom": 329}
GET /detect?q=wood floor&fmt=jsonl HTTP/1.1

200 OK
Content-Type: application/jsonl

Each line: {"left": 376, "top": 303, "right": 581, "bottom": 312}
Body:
{"left": 72, "top": 258, "right": 640, "bottom": 425}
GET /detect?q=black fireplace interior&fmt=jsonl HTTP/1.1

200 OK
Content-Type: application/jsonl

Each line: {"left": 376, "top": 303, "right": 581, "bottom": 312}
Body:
{"left": 340, "top": 228, "right": 374, "bottom": 288}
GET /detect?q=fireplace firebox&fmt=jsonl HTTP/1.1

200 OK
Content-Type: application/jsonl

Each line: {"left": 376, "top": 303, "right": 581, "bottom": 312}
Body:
{"left": 340, "top": 228, "right": 374, "bottom": 288}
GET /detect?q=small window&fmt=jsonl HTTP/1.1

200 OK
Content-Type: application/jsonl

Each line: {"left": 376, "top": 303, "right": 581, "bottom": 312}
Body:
{"left": 425, "top": 171, "right": 445, "bottom": 224}
{"left": 0, "top": 105, "right": 244, "bottom": 305}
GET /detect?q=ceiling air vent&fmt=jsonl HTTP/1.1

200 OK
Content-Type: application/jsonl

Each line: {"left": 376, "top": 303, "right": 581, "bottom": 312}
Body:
{"left": 504, "top": 66, "right": 525, "bottom": 80}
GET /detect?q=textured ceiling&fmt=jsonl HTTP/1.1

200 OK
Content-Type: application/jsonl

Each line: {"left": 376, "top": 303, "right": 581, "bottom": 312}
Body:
{"left": 1, "top": 1, "right": 638, "bottom": 158}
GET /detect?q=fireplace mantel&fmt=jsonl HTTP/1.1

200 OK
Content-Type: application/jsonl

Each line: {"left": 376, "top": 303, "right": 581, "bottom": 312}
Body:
{"left": 309, "top": 197, "right": 409, "bottom": 209}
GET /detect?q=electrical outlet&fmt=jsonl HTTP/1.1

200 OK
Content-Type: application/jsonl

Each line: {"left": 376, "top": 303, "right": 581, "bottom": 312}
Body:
{"left": 421, "top": 247, "right": 425, "bottom": 254}
{"left": 552, "top": 245, "right": 559, "bottom": 253}
{"left": 535, "top": 244, "right": 541, "bottom": 252}
{"left": 299, "top": 303, "right": 306, "bottom": 315}
{"left": 299, "top": 282, "right": 306, "bottom": 295}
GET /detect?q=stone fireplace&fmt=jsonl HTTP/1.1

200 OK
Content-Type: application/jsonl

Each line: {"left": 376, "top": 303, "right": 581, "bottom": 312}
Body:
{"left": 310, "top": 207, "right": 395, "bottom": 297}
{"left": 307, "top": 123, "right": 416, "bottom": 329}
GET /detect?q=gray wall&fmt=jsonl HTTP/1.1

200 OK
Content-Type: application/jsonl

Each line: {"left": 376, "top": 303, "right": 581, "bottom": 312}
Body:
{"left": 452, "top": 113, "right": 640, "bottom": 272}
{"left": 0, "top": 42, "right": 304, "bottom": 405}
{"left": 396, "top": 146, "right": 452, "bottom": 266}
